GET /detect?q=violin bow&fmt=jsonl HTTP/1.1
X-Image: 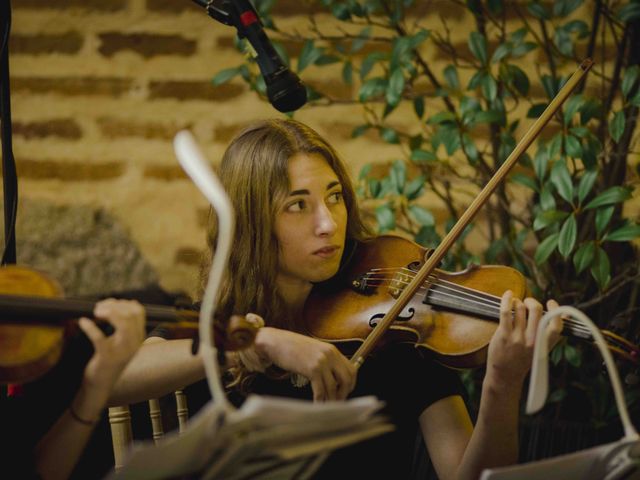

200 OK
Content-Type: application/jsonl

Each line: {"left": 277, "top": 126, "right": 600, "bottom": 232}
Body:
{"left": 351, "top": 58, "right": 595, "bottom": 369}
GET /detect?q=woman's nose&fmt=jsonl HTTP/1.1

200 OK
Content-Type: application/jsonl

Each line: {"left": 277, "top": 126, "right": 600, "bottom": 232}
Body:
{"left": 315, "top": 203, "right": 338, "bottom": 237}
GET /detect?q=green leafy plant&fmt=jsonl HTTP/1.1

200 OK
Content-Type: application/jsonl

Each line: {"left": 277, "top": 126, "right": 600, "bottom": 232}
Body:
{"left": 214, "top": 0, "right": 640, "bottom": 431}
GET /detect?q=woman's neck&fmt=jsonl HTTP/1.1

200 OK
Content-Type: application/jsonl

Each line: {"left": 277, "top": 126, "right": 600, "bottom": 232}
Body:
{"left": 276, "top": 274, "right": 313, "bottom": 314}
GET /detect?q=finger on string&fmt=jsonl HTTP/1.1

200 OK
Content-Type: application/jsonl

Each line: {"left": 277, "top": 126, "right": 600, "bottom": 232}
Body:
{"left": 513, "top": 298, "right": 527, "bottom": 334}
{"left": 524, "top": 297, "right": 543, "bottom": 343}
{"left": 78, "top": 317, "right": 106, "bottom": 346}
{"left": 545, "top": 299, "right": 563, "bottom": 346}
{"left": 499, "top": 290, "right": 514, "bottom": 332}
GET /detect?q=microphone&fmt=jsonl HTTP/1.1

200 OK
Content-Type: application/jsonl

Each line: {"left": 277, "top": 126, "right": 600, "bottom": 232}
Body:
{"left": 197, "top": 0, "right": 307, "bottom": 113}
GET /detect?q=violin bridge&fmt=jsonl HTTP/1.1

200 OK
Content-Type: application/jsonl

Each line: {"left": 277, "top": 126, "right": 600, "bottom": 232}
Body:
{"left": 388, "top": 270, "right": 411, "bottom": 299}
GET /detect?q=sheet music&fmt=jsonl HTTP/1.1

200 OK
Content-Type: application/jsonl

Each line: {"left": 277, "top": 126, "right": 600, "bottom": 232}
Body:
{"left": 109, "top": 395, "right": 391, "bottom": 480}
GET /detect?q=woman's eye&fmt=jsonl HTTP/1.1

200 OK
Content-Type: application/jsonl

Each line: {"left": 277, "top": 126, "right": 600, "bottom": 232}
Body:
{"left": 287, "top": 200, "right": 305, "bottom": 212}
{"left": 328, "top": 191, "right": 343, "bottom": 204}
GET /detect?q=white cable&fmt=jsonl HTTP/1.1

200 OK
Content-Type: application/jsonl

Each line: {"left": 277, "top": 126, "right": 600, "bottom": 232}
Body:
{"left": 173, "top": 130, "right": 235, "bottom": 413}
{"left": 526, "top": 306, "right": 638, "bottom": 440}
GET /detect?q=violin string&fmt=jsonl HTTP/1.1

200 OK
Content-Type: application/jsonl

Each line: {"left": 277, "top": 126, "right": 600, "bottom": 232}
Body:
{"left": 359, "top": 269, "right": 595, "bottom": 338}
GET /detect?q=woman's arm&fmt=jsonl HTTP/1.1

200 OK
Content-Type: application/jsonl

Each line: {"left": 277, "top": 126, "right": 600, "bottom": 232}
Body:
{"left": 420, "top": 291, "right": 561, "bottom": 480}
{"left": 35, "top": 299, "right": 145, "bottom": 480}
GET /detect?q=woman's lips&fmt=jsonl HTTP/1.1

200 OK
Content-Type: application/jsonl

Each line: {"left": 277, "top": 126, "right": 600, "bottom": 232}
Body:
{"left": 313, "top": 245, "right": 340, "bottom": 258}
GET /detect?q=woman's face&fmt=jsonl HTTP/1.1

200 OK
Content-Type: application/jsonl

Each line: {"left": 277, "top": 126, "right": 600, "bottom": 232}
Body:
{"left": 274, "top": 152, "right": 348, "bottom": 287}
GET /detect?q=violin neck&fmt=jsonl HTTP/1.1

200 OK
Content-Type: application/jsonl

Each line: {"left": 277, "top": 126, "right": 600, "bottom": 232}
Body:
{"left": 0, "top": 294, "right": 192, "bottom": 327}
{"left": 423, "top": 285, "right": 590, "bottom": 342}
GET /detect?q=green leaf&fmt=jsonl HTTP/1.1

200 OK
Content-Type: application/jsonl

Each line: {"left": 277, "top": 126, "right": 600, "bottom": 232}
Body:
{"left": 558, "top": 214, "right": 577, "bottom": 258}
{"left": 491, "top": 43, "right": 511, "bottom": 63}
{"left": 352, "top": 124, "right": 371, "bottom": 138}
{"left": 631, "top": 91, "right": 640, "bottom": 107}
{"left": 409, "top": 205, "right": 435, "bottom": 226}
{"left": 553, "top": 0, "right": 583, "bottom": 17}
{"left": 443, "top": 65, "right": 460, "bottom": 89}
{"left": 584, "top": 186, "right": 631, "bottom": 210}
{"left": 527, "top": 2, "right": 550, "bottom": 19}
{"left": 609, "top": 110, "right": 626, "bottom": 143}
{"left": 376, "top": 203, "right": 395, "bottom": 232}
{"left": 533, "top": 146, "right": 549, "bottom": 180}
{"left": 527, "top": 103, "right": 547, "bottom": 118}
{"left": 405, "top": 176, "right": 426, "bottom": 200}
{"left": 535, "top": 232, "right": 559, "bottom": 264}
{"left": 297, "top": 40, "right": 323, "bottom": 73}
{"left": 563, "top": 94, "right": 584, "bottom": 125}
{"left": 511, "top": 41, "right": 537, "bottom": 58}
{"left": 474, "top": 110, "right": 502, "bottom": 124}
{"left": 577, "top": 169, "right": 598, "bottom": 204}
{"left": 386, "top": 68, "right": 405, "bottom": 107}
{"left": 622, "top": 66, "right": 640, "bottom": 99}
{"left": 481, "top": 75, "right": 498, "bottom": 102}
{"left": 358, "top": 163, "right": 372, "bottom": 180}
{"left": 580, "top": 98, "right": 601, "bottom": 123}
{"left": 427, "top": 111, "right": 456, "bottom": 125}
{"left": 511, "top": 172, "right": 538, "bottom": 192}
{"left": 548, "top": 387, "right": 567, "bottom": 403}
{"left": 390, "top": 159, "right": 406, "bottom": 193}
{"left": 433, "top": 124, "right": 461, "bottom": 155}
{"left": 565, "top": 135, "right": 582, "bottom": 158}
{"left": 368, "top": 178, "right": 381, "bottom": 197}
{"left": 595, "top": 206, "right": 615, "bottom": 235}
{"left": 533, "top": 209, "right": 568, "bottom": 231}
{"left": 410, "top": 149, "right": 437, "bottom": 163}
{"left": 469, "top": 31, "right": 488, "bottom": 65}
{"left": 618, "top": 3, "right": 640, "bottom": 23}
{"left": 351, "top": 27, "right": 372, "bottom": 53}
{"left": 550, "top": 161, "right": 574, "bottom": 204}
{"left": 591, "top": 246, "right": 611, "bottom": 289}
{"left": 212, "top": 66, "right": 242, "bottom": 85}
{"left": 414, "top": 96, "right": 425, "bottom": 119}
{"left": 342, "top": 61, "right": 353, "bottom": 85}
{"left": 554, "top": 28, "right": 573, "bottom": 56}
{"left": 332, "top": 2, "right": 352, "bottom": 20}
{"left": 604, "top": 223, "right": 640, "bottom": 242}
{"left": 564, "top": 343, "right": 581, "bottom": 367}
{"left": 358, "top": 77, "right": 387, "bottom": 102}
{"left": 360, "top": 52, "right": 386, "bottom": 80}
{"left": 573, "top": 241, "right": 595, "bottom": 274}
{"left": 380, "top": 127, "right": 400, "bottom": 144}
{"left": 462, "top": 134, "right": 479, "bottom": 163}
{"left": 540, "top": 183, "right": 556, "bottom": 210}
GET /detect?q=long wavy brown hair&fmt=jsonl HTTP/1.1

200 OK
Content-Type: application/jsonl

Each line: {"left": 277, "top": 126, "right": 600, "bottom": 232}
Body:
{"left": 200, "top": 119, "right": 370, "bottom": 387}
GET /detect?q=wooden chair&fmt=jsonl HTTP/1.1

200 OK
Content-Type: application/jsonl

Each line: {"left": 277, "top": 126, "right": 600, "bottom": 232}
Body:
{"left": 108, "top": 390, "right": 189, "bottom": 470}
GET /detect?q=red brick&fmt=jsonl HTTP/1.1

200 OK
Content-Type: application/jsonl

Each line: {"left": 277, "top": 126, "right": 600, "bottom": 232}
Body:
{"left": 148, "top": 80, "right": 244, "bottom": 101}
{"left": 12, "top": 76, "right": 134, "bottom": 97}
{"left": 98, "top": 117, "right": 192, "bottom": 140}
{"left": 174, "top": 247, "right": 204, "bottom": 266}
{"left": 17, "top": 159, "right": 125, "bottom": 181}
{"left": 14, "top": 119, "right": 82, "bottom": 140}
{"left": 145, "top": 0, "right": 201, "bottom": 13}
{"left": 143, "top": 165, "right": 188, "bottom": 181}
{"left": 98, "top": 33, "right": 196, "bottom": 58}
{"left": 10, "top": 32, "right": 83, "bottom": 55}
{"left": 15, "top": 0, "right": 126, "bottom": 11}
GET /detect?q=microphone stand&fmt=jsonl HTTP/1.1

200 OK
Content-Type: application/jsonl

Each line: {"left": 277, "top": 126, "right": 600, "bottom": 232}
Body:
{"left": 0, "top": 0, "right": 17, "bottom": 266}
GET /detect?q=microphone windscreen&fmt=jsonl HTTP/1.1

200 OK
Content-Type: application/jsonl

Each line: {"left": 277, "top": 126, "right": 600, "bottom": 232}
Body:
{"left": 266, "top": 70, "right": 308, "bottom": 113}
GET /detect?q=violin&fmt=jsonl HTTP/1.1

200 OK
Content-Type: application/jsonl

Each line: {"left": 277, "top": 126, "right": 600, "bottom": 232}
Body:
{"left": 304, "top": 235, "right": 639, "bottom": 368}
{"left": 0, "top": 265, "right": 258, "bottom": 384}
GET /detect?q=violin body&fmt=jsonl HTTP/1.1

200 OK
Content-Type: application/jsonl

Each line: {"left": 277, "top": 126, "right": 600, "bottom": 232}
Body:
{"left": 0, "top": 266, "right": 67, "bottom": 383}
{"left": 304, "top": 235, "right": 526, "bottom": 368}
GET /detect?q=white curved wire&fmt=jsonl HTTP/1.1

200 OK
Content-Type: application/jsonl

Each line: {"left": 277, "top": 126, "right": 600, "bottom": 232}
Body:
{"left": 173, "top": 130, "right": 234, "bottom": 413}
{"left": 526, "top": 306, "right": 638, "bottom": 440}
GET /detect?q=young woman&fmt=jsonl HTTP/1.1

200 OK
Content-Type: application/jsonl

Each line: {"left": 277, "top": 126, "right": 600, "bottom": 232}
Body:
{"left": 113, "top": 119, "right": 561, "bottom": 479}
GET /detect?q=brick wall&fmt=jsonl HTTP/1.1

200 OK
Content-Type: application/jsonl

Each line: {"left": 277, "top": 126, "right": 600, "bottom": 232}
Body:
{"left": 4, "top": 0, "right": 625, "bottom": 298}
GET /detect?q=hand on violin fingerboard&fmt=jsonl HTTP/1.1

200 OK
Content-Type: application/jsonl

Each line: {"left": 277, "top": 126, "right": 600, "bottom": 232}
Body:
{"left": 485, "top": 290, "right": 561, "bottom": 388}
{"left": 78, "top": 299, "right": 146, "bottom": 398}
